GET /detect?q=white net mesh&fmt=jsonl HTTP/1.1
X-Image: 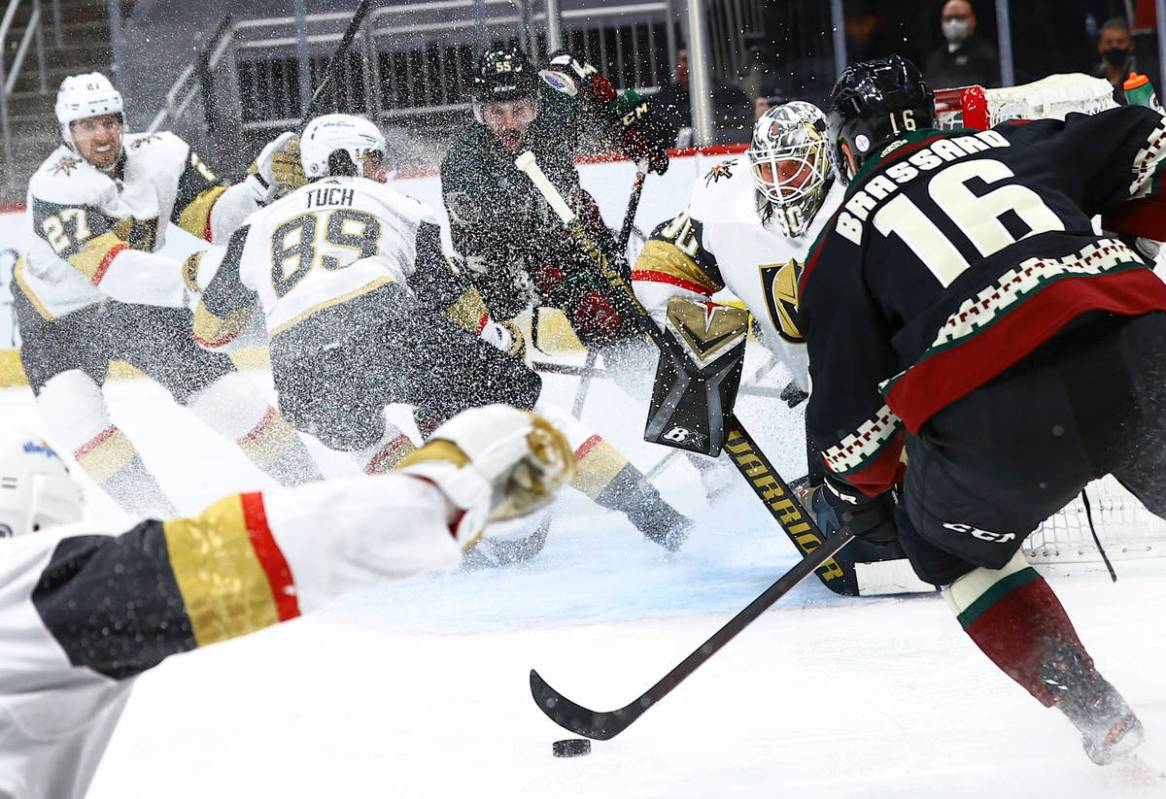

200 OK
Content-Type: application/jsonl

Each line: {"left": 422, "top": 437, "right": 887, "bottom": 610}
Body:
{"left": 1025, "top": 477, "right": 1166, "bottom": 564}
{"left": 935, "top": 73, "right": 1118, "bottom": 130}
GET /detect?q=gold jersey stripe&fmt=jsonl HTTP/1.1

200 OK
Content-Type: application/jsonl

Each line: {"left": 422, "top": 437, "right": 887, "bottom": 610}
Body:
{"left": 570, "top": 435, "right": 628, "bottom": 500}
{"left": 66, "top": 231, "right": 127, "bottom": 283}
{"left": 635, "top": 240, "right": 722, "bottom": 295}
{"left": 177, "top": 185, "right": 228, "bottom": 241}
{"left": 12, "top": 257, "right": 53, "bottom": 321}
{"left": 270, "top": 276, "right": 394, "bottom": 337}
{"left": 193, "top": 300, "right": 254, "bottom": 348}
{"left": 163, "top": 494, "right": 284, "bottom": 647}
{"left": 445, "top": 286, "right": 490, "bottom": 334}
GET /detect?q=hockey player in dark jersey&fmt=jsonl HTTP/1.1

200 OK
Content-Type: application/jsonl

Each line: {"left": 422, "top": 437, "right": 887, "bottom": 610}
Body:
{"left": 799, "top": 55, "right": 1166, "bottom": 763}
{"left": 440, "top": 44, "right": 669, "bottom": 350}
{"left": 0, "top": 407, "right": 574, "bottom": 798}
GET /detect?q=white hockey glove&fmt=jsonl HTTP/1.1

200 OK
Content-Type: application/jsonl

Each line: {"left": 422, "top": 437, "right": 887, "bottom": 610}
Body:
{"left": 246, "top": 131, "right": 306, "bottom": 203}
{"left": 479, "top": 318, "right": 526, "bottom": 360}
{"left": 397, "top": 405, "right": 575, "bottom": 548}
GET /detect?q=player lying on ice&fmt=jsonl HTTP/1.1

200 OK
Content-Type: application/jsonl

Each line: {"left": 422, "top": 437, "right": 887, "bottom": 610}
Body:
{"left": 801, "top": 54, "right": 1166, "bottom": 764}
{"left": 16, "top": 72, "right": 321, "bottom": 517}
{"left": 188, "top": 113, "right": 693, "bottom": 550}
{"left": 0, "top": 404, "right": 575, "bottom": 799}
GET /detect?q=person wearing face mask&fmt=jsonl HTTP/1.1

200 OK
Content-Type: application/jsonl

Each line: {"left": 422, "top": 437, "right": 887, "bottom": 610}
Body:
{"left": 1093, "top": 17, "right": 1151, "bottom": 103}
{"left": 923, "top": 0, "right": 1000, "bottom": 91}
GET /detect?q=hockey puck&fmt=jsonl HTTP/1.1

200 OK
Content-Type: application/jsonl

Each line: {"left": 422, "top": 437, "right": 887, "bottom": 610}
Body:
{"left": 552, "top": 738, "right": 592, "bottom": 758}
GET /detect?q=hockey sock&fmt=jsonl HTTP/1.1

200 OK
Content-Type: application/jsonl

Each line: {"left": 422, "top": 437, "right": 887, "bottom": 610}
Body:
{"left": 39, "top": 370, "right": 175, "bottom": 516}
{"left": 945, "top": 551, "right": 1093, "bottom": 707}
{"left": 75, "top": 425, "right": 176, "bottom": 517}
{"left": 187, "top": 373, "right": 322, "bottom": 486}
{"left": 357, "top": 425, "right": 417, "bottom": 474}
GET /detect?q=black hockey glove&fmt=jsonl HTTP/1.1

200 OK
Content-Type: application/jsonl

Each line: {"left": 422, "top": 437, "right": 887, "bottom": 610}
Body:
{"left": 543, "top": 50, "right": 669, "bottom": 175}
{"left": 808, "top": 477, "right": 898, "bottom": 544}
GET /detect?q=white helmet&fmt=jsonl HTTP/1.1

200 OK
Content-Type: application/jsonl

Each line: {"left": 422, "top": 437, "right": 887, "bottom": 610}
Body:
{"left": 300, "top": 114, "right": 387, "bottom": 179}
{"left": 748, "top": 101, "right": 834, "bottom": 238}
{"left": 0, "top": 431, "right": 84, "bottom": 539}
{"left": 55, "top": 72, "right": 125, "bottom": 148}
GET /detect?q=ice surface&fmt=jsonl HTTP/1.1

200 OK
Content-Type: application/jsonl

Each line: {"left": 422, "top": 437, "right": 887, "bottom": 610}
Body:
{"left": 3, "top": 356, "right": 1161, "bottom": 798}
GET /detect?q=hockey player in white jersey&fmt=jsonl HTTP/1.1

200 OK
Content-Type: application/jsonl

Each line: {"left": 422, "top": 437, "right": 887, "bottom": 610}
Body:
{"left": 14, "top": 72, "right": 320, "bottom": 517}
{"left": 0, "top": 406, "right": 574, "bottom": 799}
{"left": 193, "top": 113, "right": 693, "bottom": 549}
{"left": 632, "top": 101, "right": 844, "bottom": 396}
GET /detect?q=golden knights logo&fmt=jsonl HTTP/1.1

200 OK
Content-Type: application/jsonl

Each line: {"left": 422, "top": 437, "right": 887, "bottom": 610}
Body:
{"left": 759, "top": 259, "right": 804, "bottom": 343}
{"left": 50, "top": 156, "right": 82, "bottom": 176}
{"left": 704, "top": 160, "right": 734, "bottom": 186}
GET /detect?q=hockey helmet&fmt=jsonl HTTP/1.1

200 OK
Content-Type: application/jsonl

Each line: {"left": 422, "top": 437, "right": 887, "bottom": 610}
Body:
{"left": 0, "top": 431, "right": 84, "bottom": 539}
{"left": 300, "top": 114, "right": 387, "bottom": 180}
{"left": 470, "top": 44, "right": 539, "bottom": 106}
{"left": 826, "top": 55, "right": 935, "bottom": 183}
{"left": 748, "top": 101, "right": 834, "bottom": 238}
{"left": 55, "top": 72, "right": 125, "bottom": 148}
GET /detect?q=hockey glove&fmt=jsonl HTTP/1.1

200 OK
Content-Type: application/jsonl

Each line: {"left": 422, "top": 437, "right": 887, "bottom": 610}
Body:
{"left": 247, "top": 131, "right": 306, "bottom": 203}
{"left": 808, "top": 477, "right": 898, "bottom": 544}
{"left": 480, "top": 318, "right": 526, "bottom": 360}
{"left": 398, "top": 405, "right": 575, "bottom": 544}
{"left": 543, "top": 50, "right": 669, "bottom": 174}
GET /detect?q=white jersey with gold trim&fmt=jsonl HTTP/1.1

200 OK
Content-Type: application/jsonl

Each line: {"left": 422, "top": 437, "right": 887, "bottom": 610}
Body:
{"left": 20, "top": 132, "right": 260, "bottom": 319}
{"left": 632, "top": 155, "right": 846, "bottom": 390}
{"left": 193, "top": 177, "right": 438, "bottom": 350}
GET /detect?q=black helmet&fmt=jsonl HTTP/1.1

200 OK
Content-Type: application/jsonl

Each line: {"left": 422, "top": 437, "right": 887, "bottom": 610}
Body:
{"left": 471, "top": 44, "right": 539, "bottom": 104}
{"left": 826, "top": 55, "right": 935, "bottom": 182}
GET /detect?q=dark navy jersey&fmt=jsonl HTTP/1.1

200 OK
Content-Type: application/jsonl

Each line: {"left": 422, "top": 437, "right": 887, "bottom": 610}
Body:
{"left": 800, "top": 105, "right": 1166, "bottom": 495}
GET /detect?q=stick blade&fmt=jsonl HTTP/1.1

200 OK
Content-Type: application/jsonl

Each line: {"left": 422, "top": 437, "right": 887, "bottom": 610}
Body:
{"left": 529, "top": 669, "right": 634, "bottom": 741}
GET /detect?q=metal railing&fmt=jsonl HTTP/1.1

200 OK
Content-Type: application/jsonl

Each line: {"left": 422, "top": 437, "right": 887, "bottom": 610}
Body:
{"left": 0, "top": 0, "right": 48, "bottom": 174}
{"left": 149, "top": 0, "right": 688, "bottom": 175}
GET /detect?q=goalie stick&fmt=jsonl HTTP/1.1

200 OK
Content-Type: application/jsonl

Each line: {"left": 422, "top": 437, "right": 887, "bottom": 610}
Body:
{"left": 529, "top": 528, "right": 855, "bottom": 740}
{"left": 514, "top": 150, "right": 862, "bottom": 596}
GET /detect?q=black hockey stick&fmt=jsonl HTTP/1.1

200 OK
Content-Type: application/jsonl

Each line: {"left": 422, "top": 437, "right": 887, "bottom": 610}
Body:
{"left": 570, "top": 161, "right": 650, "bottom": 418}
{"left": 303, "top": 0, "right": 377, "bottom": 120}
{"left": 515, "top": 150, "right": 860, "bottom": 595}
{"left": 530, "top": 528, "right": 855, "bottom": 740}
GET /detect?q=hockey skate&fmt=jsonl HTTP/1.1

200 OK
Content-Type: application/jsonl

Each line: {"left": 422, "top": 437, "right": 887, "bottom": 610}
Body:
{"left": 1042, "top": 644, "right": 1145, "bottom": 765}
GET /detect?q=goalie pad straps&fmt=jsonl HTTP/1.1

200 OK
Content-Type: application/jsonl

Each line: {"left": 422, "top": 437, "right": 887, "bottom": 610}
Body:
{"left": 945, "top": 551, "right": 1094, "bottom": 707}
{"left": 644, "top": 297, "right": 749, "bottom": 456}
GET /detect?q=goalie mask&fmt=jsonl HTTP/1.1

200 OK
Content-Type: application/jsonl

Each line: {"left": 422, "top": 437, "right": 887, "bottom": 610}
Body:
{"left": 0, "top": 431, "right": 84, "bottom": 539}
{"left": 300, "top": 114, "right": 388, "bottom": 180}
{"left": 748, "top": 102, "right": 834, "bottom": 238}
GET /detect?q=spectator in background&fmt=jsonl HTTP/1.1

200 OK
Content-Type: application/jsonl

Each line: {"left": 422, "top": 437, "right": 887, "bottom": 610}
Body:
{"left": 924, "top": 0, "right": 999, "bottom": 89}
{"left": 653, "top": 46, "right": 753, "bottom": 147}
{"left": 1094, "top": 17, "right": 1144, "bottom": 101}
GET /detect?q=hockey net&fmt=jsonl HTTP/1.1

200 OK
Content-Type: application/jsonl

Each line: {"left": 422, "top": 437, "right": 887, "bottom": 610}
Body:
{"left": 935, "top": 73, "right": 1164, "bottom": 567}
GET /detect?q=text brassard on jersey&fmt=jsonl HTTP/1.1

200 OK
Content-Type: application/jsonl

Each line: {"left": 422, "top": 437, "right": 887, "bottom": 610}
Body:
{"left": 836, "top": 129, "right": 1010, "bottom": 245}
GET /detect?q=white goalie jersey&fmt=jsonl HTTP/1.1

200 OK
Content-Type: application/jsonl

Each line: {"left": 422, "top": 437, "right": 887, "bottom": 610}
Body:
{"left": 632, "top": 155, "right": 846, "bottom": 391}
{"left": 192, "top": 177, "right": 438, "bottom": 353}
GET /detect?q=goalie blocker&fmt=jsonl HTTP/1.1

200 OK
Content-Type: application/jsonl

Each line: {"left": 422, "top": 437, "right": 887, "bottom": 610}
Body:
{"left": 647, "top": 296, "right": 935, "bottom": 596}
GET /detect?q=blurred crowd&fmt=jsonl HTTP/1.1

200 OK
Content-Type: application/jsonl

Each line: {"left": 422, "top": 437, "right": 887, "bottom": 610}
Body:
{"left": 655, "top": 0, "right": 1160, "bottom": 148}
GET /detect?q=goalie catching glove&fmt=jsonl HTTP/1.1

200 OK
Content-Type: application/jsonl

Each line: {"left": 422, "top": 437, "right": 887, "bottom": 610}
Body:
{"left": 542, "top": 50, "right": 669, "bottom": 174}
{"left": 808, "top": 477, "right": 898, "bottom": 544}
{"left": 397, "top": 405, "right": 575, "bottom": 548}
{"left": 246, "top": 131, "right": 308, "bottom": 203}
